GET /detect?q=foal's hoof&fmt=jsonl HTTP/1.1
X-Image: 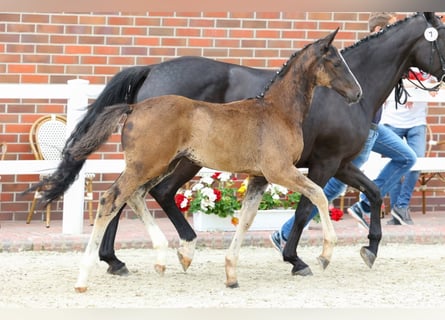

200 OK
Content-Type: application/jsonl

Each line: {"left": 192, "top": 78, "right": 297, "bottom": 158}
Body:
{"left": 154, "top": 264, "right": 166, "bottom": 275}
{"left": 225, "top": 281, "right": 240, "bottom": 289}
{"left": 74, "top": 287, "right": 88, "bottom": 293}
{"left": 317, "top": 256, "right": 330, "bottom": 270}
{"left": 291, "top": 266, "right": 313, "bottom": 276}
{"left": 360, "top": 246, "right": 376, "bottom": 268}
{"left": 177, "top": 251, "right": 192, "bottom": 272}
{"left": 107, "top": 264, "right": 130, "bottom": 276}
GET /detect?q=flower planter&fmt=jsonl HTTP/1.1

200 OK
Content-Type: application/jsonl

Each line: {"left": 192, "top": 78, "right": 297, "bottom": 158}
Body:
{"left": 193, "top": 209, "right": 295, "bottom": 232}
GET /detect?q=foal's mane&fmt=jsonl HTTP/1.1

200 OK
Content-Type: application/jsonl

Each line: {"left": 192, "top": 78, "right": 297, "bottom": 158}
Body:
{"left": 256, "top": 37, "right": 323, "bottom": 99}
{"left": 341, "top": 12, "right": 420, "bottom": 55}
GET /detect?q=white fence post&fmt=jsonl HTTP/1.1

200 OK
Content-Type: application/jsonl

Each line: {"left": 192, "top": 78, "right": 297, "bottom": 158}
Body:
{"left": 62, "top": 79, "right": 90, "bottom": 234}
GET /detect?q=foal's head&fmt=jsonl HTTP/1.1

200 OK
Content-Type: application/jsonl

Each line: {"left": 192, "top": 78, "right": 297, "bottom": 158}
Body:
{"left": 309, "top": 28, "right": 362, "bottom": 104}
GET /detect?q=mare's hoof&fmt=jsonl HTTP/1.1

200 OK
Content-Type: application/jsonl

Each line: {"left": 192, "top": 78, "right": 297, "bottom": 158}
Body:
{"left": 291, "top": 266, "right": 313, "bottom": 276}
{"left": 225, "top": 281, "right": 240, "bottom": 289}
{"left": 154, "top": 264, "right": 166, "bottom": 275}
{"left": 74, "top": 287, "right": 88, "bottom": 293}
{"left": 177, "top": 251, "right": 192, "bottom": 272}
{"left": 107, "top": 264, "right": 130, "bottom": 276}
{"left": 360, "top": 246, "right": 376, "bottom": 268}
{"left": 317, "top": 256, "right": 330, "bottom": 270}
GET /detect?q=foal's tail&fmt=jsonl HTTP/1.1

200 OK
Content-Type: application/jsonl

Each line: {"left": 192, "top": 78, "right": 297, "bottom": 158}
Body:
{"left": 24, "top": 65, "right": 150, "bottom": 205}
{"left": 26, "top": 103, "right": 132, "bottom": 206}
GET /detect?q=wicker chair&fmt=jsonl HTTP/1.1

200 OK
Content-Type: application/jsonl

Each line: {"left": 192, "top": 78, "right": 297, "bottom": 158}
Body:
{"left": 25, "top": 115, "right": 95, "bottom": 228}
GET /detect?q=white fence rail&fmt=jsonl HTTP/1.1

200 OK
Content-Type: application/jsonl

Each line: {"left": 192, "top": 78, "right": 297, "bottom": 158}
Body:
{"left": 1, "top": 80, "right": 445, "bottom": 234}
{"left": 1, "top": 79, "right": 105, "bottom": 234}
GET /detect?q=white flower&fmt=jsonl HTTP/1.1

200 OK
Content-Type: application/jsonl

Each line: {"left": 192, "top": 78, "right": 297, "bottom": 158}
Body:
{"left": 201, "top": 176, "right": 214, "bottom": 185}
{"left": 201, "top": 187, "right": 217, "bottom": 201}
{"left": 184, "top": 189, "right": 192, "bottom": 198}
{"left": 273, "top": 184, "right": 288, "bottom": 195}
{"left": 219, "top": 172, "right": 231, "bottom": 182}
{"left": 192, "top": 182, "right": 204, "bottom": 191}
{"left": 180, "top": 198, "right": 189, "bottom": 209}
{"left": 201, "top": 198, "right": 215, "bottom": 210}
{"left": 265, "top": 184, "right": 274, "bottom": 193}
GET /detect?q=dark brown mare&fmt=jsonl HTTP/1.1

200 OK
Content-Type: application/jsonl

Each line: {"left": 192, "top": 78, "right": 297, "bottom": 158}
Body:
{"left": 30, "top": 30, "right": 362, "bottom": 291}
{"left": 30, "top": 13, "right": 445, "bottom": 281}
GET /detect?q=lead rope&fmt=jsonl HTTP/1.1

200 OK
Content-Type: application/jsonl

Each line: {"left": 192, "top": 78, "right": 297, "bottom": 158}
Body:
{"left": 394, "top": 78, "right": 409, "bottom": 109}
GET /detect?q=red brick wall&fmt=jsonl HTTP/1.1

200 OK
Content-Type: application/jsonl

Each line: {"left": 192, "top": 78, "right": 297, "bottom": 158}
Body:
{"left": 1, "top": 12, "right": 444, "bottom": 222}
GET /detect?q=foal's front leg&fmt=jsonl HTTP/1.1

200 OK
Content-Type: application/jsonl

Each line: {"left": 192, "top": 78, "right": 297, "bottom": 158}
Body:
{"left": 225, "top": 176, "right": 268, "bottom": 288}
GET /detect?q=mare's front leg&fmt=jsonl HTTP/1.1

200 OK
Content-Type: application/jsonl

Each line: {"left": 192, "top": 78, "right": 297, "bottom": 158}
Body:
{"left": 284, "top": 196, "right": 317, "bottom": 276}
{"left": 335, "top": 164, "right": 382, "bottom": 267}
{"left": 149, "top": 158, "right": 201, "bottom": 271}
{"left": 127, "top": 188, "right": 169, "bottom": 275}
{"left": 225, "top": 176, "right": 268, "bottom": 288}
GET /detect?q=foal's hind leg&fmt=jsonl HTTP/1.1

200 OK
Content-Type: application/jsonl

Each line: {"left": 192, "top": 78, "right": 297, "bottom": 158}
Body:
{"left": 75, "top": 173, "right": 151, "bottom": 292}
{"left": 127, "top": 188, "right": 169, "bottom": 275}
{"left": 266, "top": 167, "right": 337, "bottom": 274}
{"left": 225, "top": 176, "right": 269, "bottom": 288}
{"left": 149, "top": 159, "right": 201, "bottom": 271}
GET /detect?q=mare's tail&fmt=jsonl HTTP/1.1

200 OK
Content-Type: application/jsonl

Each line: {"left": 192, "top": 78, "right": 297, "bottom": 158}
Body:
{"left": 24, "top": 65, "right": 150, "bottom": 205}
{"left": 65, "top": 65, "right": 151, "bottom": 149}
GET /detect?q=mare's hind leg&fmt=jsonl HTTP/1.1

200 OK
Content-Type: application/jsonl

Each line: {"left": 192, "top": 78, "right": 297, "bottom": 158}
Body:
{"left": 225, "top": 176, "right": 269, "bottom": 288}
{"left": 75, "top": 172, "right": 152, "bottom": 293}
{"left": 127, "top": 187, "right": 169, "bottom": 275}
{"left": 99, "top": 207, "right": 129, "bottom": 276}
{"left": 266, "top": 167, "right": 337, "bottom": 275}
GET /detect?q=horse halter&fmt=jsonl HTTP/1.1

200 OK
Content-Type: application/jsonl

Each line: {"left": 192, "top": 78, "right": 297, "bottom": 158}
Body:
{"left": 413, "top": 17, "right": 445, "bottom": 91}
{"left": 394, "top": 17, "right": 445, "bottom": 106}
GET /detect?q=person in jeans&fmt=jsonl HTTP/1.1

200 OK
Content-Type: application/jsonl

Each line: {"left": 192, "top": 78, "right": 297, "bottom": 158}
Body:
{"left": 270, "top": 12, "right": 416, "bottom": 251}
{"left": 381, "top": 68, "right": 437, "bottom": 225}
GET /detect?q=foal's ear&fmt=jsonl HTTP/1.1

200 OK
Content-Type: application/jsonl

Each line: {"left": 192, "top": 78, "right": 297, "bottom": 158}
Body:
{"left": 322, "top": 28, "right": 339, "bottom": 52}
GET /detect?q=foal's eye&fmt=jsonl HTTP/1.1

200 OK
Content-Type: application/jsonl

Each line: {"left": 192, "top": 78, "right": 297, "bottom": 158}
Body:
{"left": 331, "top": 59, "right": 341, "bottom": 67}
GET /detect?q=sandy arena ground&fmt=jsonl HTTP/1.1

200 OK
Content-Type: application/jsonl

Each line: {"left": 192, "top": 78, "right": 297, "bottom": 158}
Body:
{"left": 0, "top": 243, "right": 444, "bottom": 308}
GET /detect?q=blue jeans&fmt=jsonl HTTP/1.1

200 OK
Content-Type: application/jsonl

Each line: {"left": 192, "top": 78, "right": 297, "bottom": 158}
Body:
{"left": 280, "top": 126, "right": 379, "bottom": 241}
{"left": 385, "top": 124, "right": 426, "bottom": 208}
{"left": 358, "top": 124, "right": 417, "bottom": 208}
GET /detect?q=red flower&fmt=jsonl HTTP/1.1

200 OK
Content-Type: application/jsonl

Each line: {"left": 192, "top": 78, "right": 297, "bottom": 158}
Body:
{"left": 211, "top": 172, "right": 221, "bottom": 179}
{"left": 213, "top": 188, "right": 222, "bottom": 202}
{"left": 329, "top": 207, "right": 343, "bottom": 221}
{"left": 174, "top": 193, "right": 190, "bottom": 213}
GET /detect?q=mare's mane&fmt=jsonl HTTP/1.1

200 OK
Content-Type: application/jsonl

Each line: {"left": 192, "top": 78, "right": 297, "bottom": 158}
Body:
{"left": 341, "top": 13, "right": 419, "bottom": 55}
{"left": 254, "top": 12, "right": 429, "bottom": 99}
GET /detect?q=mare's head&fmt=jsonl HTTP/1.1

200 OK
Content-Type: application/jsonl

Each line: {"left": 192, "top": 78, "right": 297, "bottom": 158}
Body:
{"left": 307, "top": 28, "right": 362, "bottom": 104}
{"left": 410, "top": 12, "right": 445, "bottom": 84}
